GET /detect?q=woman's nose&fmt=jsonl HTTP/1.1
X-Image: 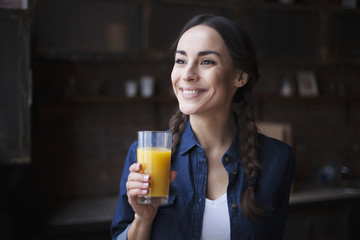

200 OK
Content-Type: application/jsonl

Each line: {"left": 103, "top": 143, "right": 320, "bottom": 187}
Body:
{"left": 182, "top": 63, "right": 198, "bottom": 82}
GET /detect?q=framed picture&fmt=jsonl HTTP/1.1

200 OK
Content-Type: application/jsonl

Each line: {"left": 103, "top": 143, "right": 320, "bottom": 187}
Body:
{"left": 296, "top": 71, "right": 319, "bottom": 97}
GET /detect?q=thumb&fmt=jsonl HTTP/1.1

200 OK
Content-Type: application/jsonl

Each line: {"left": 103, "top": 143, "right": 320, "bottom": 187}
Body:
{"left": 169, "top": 170, "right": 177, "bottom": 183}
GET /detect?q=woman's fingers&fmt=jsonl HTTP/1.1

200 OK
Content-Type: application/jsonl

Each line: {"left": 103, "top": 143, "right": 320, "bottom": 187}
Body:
{"left": 127, "top": 178, "right": 149, "bottom": 203}
{"left": 127, "top": 164, "right": 176, "bottom": 199}
{"left": 127, "top": 163, "right": 150, "bottom": 198}
{"left": 129, "top": 162, "right": 142, "bottom": 172}
{"left": 127, "top": 174, "right": 150, "bottom": 191}
{"left": 127, "top": 171, "right": 150, "bottom": 183}
{"left": 170, "top": 170, "right": 177, "bottom": 183}
{"left": 127, "top": 187, "right": 148, "bottom": 197}
{"left": 125, "top": 163, "right": 160, "bottom": 222}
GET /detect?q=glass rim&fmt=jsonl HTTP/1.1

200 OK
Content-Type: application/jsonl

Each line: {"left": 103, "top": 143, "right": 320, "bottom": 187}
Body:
{"left": 137, "top": 130, "right": 171, "bottom": 134}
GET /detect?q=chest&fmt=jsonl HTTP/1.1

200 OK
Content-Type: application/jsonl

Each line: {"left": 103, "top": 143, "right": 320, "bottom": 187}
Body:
{"left": 161, "top": 150, "right": 282, "bottom": 240}
{"left": 206, "top": 159, "right": 228, "bottom": 200}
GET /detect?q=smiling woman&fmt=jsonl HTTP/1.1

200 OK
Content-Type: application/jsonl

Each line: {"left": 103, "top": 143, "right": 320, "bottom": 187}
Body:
{"left": 171, "top": 24, "right": 243, "bottom": 117}
{"left": 111, "top": 14, "right": 295, "bottom": 240}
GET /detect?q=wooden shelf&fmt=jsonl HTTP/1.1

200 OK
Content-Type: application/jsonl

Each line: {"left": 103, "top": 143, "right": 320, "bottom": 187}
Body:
{"left": 59, "top": 95, "right": 178, "bottom": 104}
{"left": 254, "top": 94, "right": 360, "bottom": 103}
{"left": 51, "top": 94, "right": 360, "bottom": 105}
{"left": 254, "top": 94, "right": 360, "bottom": 123}
{"left": 32, "top": 51, "right": 130, "bottom": 63}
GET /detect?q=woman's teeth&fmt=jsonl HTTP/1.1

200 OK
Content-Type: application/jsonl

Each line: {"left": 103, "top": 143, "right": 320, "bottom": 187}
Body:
{"left": 183, "top": 89, "right": 201, "bottom": 95}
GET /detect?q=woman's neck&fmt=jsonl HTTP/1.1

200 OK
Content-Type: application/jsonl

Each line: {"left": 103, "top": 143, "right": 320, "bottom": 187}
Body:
{"left": 189, "top": 111, "right": 236, "bottom": 152}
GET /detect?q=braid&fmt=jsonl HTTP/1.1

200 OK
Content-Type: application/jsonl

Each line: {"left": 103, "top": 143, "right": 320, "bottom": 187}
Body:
{"left": 238, "top": 91, "right": 266, "bottom": 221}
{"left": 169, "top": 108, "right": 188, "bottom": 155}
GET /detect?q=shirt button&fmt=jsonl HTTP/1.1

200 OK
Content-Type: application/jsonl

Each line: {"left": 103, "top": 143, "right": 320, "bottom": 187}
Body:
{"left": 232, "top": 204, "right": 238, "bottom": 209}
{"left": 232, "top": 171, "right": 237, "bottom": 176}
{"left": 225, "top": 156, "right": 230, "bottom": 162}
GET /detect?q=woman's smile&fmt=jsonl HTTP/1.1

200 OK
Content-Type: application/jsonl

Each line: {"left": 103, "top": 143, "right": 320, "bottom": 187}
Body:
{"left": 180, "top": 87, "right": 207, "bottom": 99}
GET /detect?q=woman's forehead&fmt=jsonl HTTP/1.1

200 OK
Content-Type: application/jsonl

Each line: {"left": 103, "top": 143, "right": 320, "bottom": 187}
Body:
{"left": 177, "top": 25, "right": 226, "bottom": 52}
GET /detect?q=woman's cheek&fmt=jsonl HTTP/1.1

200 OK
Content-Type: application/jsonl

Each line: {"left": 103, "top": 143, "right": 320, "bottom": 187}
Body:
{"left": 171, "top": 70, "right": 180, "bottom": 95}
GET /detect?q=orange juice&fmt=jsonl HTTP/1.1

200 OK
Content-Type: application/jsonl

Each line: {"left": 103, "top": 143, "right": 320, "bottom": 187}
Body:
{"left": 137, "top": 147, "right": 171, "bottom": 197}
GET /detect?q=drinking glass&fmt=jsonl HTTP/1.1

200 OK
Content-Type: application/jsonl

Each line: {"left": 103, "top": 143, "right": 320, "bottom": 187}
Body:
{"left": 137, "top": 131, "right": 172, "bottom": 204}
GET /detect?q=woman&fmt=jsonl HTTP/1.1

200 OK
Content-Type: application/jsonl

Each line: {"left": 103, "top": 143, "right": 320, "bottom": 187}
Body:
{"left": 111, "top": 14, "right": 295, "bottom": 240}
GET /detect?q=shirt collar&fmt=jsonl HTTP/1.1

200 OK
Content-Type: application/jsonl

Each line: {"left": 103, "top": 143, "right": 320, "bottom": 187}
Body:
{"left": 226, "top": 130, "right": 242, "bottom": 163}
{"left": 177, "top": 119, "right": 242, "bottom": 163}
{"left": 178, "top": 121, "right": 199, "bottom": 155}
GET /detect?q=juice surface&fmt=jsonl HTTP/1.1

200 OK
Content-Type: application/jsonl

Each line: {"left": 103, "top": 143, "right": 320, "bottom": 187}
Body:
{"left": 137, "top": 147, "right": 171, "bottom": 197}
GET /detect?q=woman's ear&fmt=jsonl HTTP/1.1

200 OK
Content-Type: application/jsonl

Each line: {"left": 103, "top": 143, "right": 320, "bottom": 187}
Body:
{"left": 234, "top": 71, "right": 249, "bottom": 88}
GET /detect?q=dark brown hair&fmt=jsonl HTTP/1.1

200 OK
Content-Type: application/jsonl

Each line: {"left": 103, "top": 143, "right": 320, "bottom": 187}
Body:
{"left": 169, "top": 14, "right": 265, "bottom": 221}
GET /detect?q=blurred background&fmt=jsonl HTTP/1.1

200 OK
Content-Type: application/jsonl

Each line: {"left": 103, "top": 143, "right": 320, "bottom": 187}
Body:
{"left": 1, "top": 0, "right": 360, "bottom": 239}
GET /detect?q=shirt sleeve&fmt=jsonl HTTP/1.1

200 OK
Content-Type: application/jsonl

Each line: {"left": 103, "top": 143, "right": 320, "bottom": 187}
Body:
{"left": 115, "top": 224, "right": 131, "bottom": 240}
{"left": 111, "top": 141, "right": 137, "bottom": 240}
{"left": 267, "top": 145, "right": 296, "bottom": 238}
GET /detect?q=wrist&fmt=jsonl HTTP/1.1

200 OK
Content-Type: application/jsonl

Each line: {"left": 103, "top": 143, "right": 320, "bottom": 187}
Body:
{"left": 127, "top": 213, "right": 154, "bottom": 240}
{"left": 134, "top": 213, "right": 154, "bottom": 226}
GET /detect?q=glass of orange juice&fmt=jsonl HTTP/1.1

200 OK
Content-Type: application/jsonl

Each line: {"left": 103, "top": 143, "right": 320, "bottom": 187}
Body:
{"left": 137, "top": 131, "right": 172, "bottom": 204}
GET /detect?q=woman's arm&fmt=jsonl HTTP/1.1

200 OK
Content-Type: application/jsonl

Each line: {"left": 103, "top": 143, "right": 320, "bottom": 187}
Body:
{"left": 266, "top": 146, "right": 295, "bottom": 239}
{"left": 111, "top": 140, "right": 157, "bottom": 240}
{"left": 126, "top": 163, "right": 177, "bottom": 240}
{"left": 111, "top": 141, "right": 176, "bottom": 240}
{"left": 125, "top": 163, "right": 159, "bottom": 240}
{"left": 126, "top": 212, "right": 155, "bottom": 240}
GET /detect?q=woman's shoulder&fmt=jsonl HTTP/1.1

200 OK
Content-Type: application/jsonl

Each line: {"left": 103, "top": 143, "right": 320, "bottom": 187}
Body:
{"left": 257, "top": 133, "right": 294, "bottom": 170}
{"left": 124, "top": 140, "right": 138, "bottom": 164}
{"left": 129, "top": 140, "right": 138, "bottom": 151}
{"left": 258, "top": 133, "right": 293, "bottom": 157}
{"left": 257, "top": 134, "right": 295, "bottom": 196}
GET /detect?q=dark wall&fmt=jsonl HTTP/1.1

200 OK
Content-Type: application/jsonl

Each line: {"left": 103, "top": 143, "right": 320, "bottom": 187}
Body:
{"left": 30, "top": 0, "right": 360, "bottom": 201}
{"left": 0, "top": 9, "right": 31, "bottom": 164}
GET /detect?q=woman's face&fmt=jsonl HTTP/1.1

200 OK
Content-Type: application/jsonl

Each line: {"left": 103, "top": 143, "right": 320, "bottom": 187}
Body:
{"left": 171, "top": 24, "right": 244, "bottom": 117}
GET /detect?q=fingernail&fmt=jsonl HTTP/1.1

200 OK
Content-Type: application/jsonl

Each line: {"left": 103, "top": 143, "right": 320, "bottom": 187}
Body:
{"left": 143, "top": 182, "right": 149, "bottom": 187}
{"left": 144, "top": 175, "right": 150, "bottom": 181}
{"left": 137, "top": 163, "right": 142, "bottom": 170}
{"left": 141, "top": 190, "right": 148, "bottom": 194}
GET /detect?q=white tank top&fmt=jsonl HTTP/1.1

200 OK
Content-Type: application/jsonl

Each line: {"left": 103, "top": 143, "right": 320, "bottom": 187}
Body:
{"left": 201, "top": 193, "right": 231, "bottom": 240}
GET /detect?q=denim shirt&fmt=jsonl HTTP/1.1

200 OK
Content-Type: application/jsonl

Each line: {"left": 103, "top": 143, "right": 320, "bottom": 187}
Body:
{"left": 111, "top": 121, "right": 295, "bottom": 240}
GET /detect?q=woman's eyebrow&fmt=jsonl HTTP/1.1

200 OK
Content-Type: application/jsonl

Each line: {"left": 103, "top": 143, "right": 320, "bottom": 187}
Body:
{"left": 198, "top": 50, "right": 221, "bottom": 57}
{"left": 175, "top": 50, "right": 186, "bottom": 56}
{"left": 175, "top": 50, "right": 221, "bottom": 57}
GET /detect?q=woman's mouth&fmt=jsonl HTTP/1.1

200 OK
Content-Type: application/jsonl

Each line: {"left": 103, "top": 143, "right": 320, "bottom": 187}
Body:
{"left": 180, "top": 88, "right": 206, "bottom": 98}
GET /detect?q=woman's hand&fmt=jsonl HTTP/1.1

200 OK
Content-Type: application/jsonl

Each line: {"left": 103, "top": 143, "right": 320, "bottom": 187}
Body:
{"left": 126, "top": 163, "right": 177, "bottom": 223}
{"left": 126, "top": 163, "right": 157, "bottom": 222}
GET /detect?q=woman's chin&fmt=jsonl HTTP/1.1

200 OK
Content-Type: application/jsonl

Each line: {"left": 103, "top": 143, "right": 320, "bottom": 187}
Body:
{"left": 179, "top": 105, "right": 197, "bottom": 115}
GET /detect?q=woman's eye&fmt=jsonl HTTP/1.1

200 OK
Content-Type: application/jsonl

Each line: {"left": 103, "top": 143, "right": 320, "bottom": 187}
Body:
{"left": 201, "top": 60, "right": 215, "bottom": 65}
{"left": 175, "top": 59, "right": 185, "bottom": 64}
